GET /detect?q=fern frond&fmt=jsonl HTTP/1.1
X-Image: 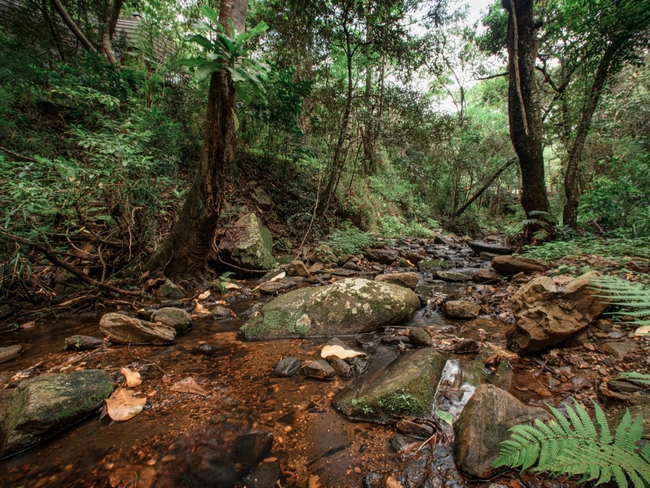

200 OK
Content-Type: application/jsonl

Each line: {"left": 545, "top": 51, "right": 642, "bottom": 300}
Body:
{"left": 591, "top": 275, "right": 650, "bottom": 325}
{"left": 493, "top": 401, "right": 650, "bottom": 487}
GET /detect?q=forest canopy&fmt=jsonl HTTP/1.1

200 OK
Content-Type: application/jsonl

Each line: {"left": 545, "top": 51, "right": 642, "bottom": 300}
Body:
{"left": 0, "top": 0, "right": 648, "bottom": 290}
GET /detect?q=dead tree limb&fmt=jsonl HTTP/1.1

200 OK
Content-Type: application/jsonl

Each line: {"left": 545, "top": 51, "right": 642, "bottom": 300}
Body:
{"left": 454, "top": 157, "right": 517, "bottom": 218}
{"left": 50, "top": 0, "right": 96, "bottom": 53}
{"left": 33, "top": 244, "right": 141, "bottom": 296}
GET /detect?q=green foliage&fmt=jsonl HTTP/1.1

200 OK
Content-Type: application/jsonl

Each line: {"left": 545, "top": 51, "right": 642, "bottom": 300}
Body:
{"left": 380, "top": 216, "right": 434, "bottom": 238}
{"left": 325, "top": 224, "right": 376, "bottom": 255}
{"left": 592, "top": 274, "right": 650, "bottom": 326}
{"left": 493, "top": 400, "right": 650, "bottom": 487}
{"left": 184, "top": 6, "right": 270, "bottom": 104}
{"left": 215, "top": 271, "right": 235, "bottom": 294}
{"left": 522, "top": 237, "right": 650, "bottom": 262}
{"left": 614, "top": 372, "right": 650, "bottom": 386}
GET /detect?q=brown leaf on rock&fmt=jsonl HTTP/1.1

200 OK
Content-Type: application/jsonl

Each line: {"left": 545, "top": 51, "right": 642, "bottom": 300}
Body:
{"left": 198, "top": 290, "right": 211, "bottom": 300}
{"left": 169, "top": 377, "right": 208, "bottom": 397}
{"left": 120, "top": 367, "right": 142, "bottom": 388}
{"left": 106, "top": 388, "right": 147, "bottom": 421}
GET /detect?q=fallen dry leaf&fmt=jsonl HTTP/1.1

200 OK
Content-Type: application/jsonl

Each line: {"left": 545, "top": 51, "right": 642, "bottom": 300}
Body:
{"left": 169, "top": 377, "right": 208, "bottom": 396}
{"left": 385, "top": 475, "right": 404, "bottom": 488}
{"left": 320, "top": 344, "right": 366, "bottom": 360}
{"left": 488, "top": 342, "right": 519, "bottom": 360}
{"left": 106, "top": 388, "right": 147, "bottom": 421}
{"left": 193, "top": 300, "right": 211, "bottom": 315}
{"left": 224, "top": 282, "right": 241, "bottom": 290}
{"left": 198, "top": 290, "right": 211, "bottom": 300}
{"left": 20, "top": 321, "right": 36, "bottom": 329}
{"left": 308, "top": 475, "right": 321, "bottom": 488}
{"left": 269, "top": 272, "right": 286, "bottom": 282}
{"left": 120, "top": 367, "right": 142, "bottom": 388}
{"left": 634, "top": 325, "right": 650, "bottom": 336}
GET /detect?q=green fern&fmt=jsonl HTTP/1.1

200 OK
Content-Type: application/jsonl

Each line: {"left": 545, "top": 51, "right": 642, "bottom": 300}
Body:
{"left": 615, "top": 372, "right": 650, "bottom": 386}
{"left": 493, "top": 400, "right": 650, "bottom": 487}
{"left": 592, "top": 274, "right": 650, "bottom": 326}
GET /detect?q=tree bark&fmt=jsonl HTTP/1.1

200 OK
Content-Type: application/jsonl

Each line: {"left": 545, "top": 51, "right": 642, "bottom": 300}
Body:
{"left": 51, "top": 0, "right": 96, "bottom": 53}
{"left": 562, "top": 41, "right": 619, "bottom": 228}
{"left": 101, "top": 0, "right": 124, "bottom": 64}
{"left": 502, "top": 0, "right": 550, "bottom": 218}
{"left": 145, "top": 0, "right": 248, "bottom": 278}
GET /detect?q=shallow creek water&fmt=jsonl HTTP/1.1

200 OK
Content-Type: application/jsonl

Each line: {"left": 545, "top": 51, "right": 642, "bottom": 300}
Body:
{"left": 0, "top": 279, "right": 571, "bottom": 488}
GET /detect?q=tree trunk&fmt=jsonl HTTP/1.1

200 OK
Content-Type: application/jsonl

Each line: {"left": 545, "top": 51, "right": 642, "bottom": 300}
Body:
{"left": 145, "top": 0, "right": 248, "bottom": 278}
{"left": 101, "top": 0, "right": 124, "bottom": 64}
{"left": 562, "top": 41, "right": 619, "bottom": 228}
{"left": 316, "top": 24, "right": 354, "bottom": 217}
{"left": 502, "top": 0, "right": 550, "bottom": 218}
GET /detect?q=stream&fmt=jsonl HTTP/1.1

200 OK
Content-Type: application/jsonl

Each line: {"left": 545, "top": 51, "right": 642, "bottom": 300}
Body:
{"left": 0, "top": 249, "right": 575, "bottom": 488}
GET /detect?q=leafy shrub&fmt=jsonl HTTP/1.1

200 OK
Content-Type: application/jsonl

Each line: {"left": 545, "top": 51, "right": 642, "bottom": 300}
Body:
{"left": 493, "top": 400, "right": 650, "bottom": 487}
{"left": 522, "top": 237, "right": 650, "bottom": 261}
{"left": 326, "top": 224, "right": 376, "bottom": 255}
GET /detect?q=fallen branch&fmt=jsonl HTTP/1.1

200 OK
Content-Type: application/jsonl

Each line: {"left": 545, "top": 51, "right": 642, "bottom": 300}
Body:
{"left": 454, "top": 157, "right": 517, "bottom": 218}
{"left": 33, "top": 244, "right": 141, "bottom": 296}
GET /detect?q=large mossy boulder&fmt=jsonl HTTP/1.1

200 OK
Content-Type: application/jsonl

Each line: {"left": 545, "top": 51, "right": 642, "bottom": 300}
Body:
{"left": 506, "top": 272, "right": 610, "bottom": 354}
{"left": 239, "top": 278, "right": 421, "bottom": 340}
{"left": 219, "top": 213, "right": 277, "bottom": 271}
{"left": 333, "top": 349, "right": 445, "bottom": 423}
{"left": 1, "top": 370, "right": 114, "bottom": 457}
{"left": 453, "top": 384, "right": 548, "bottom": 479}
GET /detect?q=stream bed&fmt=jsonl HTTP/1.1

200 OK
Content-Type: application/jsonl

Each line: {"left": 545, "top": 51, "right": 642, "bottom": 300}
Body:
{"left": 0, "top": 273, "right": 576, "bottom": 488}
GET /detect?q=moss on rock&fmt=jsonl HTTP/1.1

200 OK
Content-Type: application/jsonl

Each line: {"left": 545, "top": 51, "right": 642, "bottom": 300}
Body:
{"left": 240, "top": 278, "right": 421, "bottom": 339}
{"left": 332, "top": 348, "right": 445, "bottom": 423}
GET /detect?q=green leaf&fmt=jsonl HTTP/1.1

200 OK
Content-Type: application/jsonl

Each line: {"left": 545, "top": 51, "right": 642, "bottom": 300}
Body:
{"left": 200, "top": 5, "right": 218, "bottom": 23}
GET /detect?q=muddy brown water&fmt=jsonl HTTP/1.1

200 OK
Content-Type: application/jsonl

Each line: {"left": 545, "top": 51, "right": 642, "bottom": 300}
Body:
{"left": 0, "top": 281, "right": 573, "bottom": 488}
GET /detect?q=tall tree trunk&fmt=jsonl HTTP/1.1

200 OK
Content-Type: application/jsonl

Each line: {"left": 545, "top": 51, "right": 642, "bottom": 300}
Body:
{"left": 316, "top": 24, "right": 354, "bottom": 216}
{"left": 145, "top": 0, "right": 248, "bottom": 278}
{"left": 101, "top": 0, "right": 124, "bottom": 64}
{"left": 562, "top": 41, "right": 619, "bottom": 228}
{"left": 502, "top": 0, "right": 550, "bottom": 218}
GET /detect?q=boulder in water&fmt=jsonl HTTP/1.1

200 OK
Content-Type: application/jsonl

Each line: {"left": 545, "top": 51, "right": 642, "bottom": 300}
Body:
{"left": 100, "top": 313, "right": 176, "bottom": 344}
{"left": 333, "top": 348, "right": 445, "bottom": 422}
{"left": 466, "top": 241, "right": 513, "bottom": 256}
{"left": 1, "top": 370, "right": 114, "bottom": 457}
{"left": 375, "top": 272, "right": 419, "bottom": 290}
{"left": 453, "top": 384, "right": 548, "bottom": 479}
{"left": 240, "top": 278, "right": 421, "bottom": 339}
{"left": 443, "top": 301, "right": 481, "bottom": 319}
{"left": 151, "top": 307, "right": 192, "bottom": 333}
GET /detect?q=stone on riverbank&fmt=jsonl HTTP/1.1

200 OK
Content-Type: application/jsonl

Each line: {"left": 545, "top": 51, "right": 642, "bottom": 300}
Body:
{"left": 506, "top": 272, "right": 609, "bottom": 354}
{"left": 491, "top": 255, "right": 547, "bottom": 275}
{"left": 333, "top": 348, "right": 445, "bottom": 422}
{"left": 100, "top": 313, "right": 176, "bottom": 344}
{"left": 443, "top": 300, "right": 481, "bottom": 319}
{"left": 0, "top": 344, "right": 22, "bottom": 364}
{"left": 239, "top": 278, "right": 420, "bottom": 339}
{"left": 1, "top": 370, "right": 114, "bottom": 457}
{"left": 453, "top": 384, "right": 548, "bottom": 479}
{"left": 219, "top": 213, "right": 277, "bottom": 271}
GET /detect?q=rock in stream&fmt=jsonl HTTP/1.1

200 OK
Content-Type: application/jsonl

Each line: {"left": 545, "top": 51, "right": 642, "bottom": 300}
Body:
{"left": 1, "top": 370, "right": 114, "bottom": 457}
{"left": 239, "top": 278, "right": 421, "bottom": 339}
